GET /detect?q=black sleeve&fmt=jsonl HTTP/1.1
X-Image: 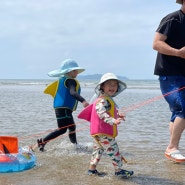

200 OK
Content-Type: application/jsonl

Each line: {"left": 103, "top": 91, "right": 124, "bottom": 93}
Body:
{"left": 65, "top": 79, "right": 85, "bottom": 103}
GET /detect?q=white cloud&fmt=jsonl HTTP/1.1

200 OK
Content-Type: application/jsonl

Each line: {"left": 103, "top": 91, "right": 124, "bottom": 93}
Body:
{"left": 0, "top": 0, "right": 182, "bottom": 79}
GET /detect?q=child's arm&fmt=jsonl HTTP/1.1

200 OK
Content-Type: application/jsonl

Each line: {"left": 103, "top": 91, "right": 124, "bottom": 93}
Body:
{"left": 67, "top": 79, "right": 89, "bottom": 107}
{"left": 95, "top": 98, "right": 116, "bottom": 125}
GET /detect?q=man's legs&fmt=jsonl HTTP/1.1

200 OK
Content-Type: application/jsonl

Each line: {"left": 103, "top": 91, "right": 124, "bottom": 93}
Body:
{"left": 166, "top": 118, "right": 185, "bottom": 153}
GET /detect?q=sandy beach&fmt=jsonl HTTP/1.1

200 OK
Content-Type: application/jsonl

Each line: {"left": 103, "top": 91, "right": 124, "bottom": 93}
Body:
{"left": 0, "top": 80, "right": 185, "bottom": 185}
{"left": 1, "top": 142, "right": 185, "bottom": 185}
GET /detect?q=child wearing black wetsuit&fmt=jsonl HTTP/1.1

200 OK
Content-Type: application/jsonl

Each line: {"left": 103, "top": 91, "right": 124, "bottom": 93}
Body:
{"left": 37, "top": 59, "right": 89, "bottom": 152}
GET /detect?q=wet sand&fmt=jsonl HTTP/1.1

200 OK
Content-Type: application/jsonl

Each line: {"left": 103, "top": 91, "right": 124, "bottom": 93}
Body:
{"left": 1, "top": 80, "right": 185, "bottom": 185}
{"left": 0, "top": 139, "right": 185, "bottom": 185}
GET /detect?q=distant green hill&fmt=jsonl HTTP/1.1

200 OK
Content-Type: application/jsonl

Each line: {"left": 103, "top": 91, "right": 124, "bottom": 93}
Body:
{"left": 77, "top": 74, "right": 128, "bottom": 81}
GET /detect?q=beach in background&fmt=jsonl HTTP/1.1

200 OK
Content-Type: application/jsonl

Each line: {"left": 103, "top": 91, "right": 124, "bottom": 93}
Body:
{"left": 0, "top": 79, "right": 185, "bottom": 185}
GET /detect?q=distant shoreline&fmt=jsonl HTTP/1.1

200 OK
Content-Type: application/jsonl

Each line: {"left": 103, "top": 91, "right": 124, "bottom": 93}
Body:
{"left": 0, "top": 74, "right": 158, "bottom": 81}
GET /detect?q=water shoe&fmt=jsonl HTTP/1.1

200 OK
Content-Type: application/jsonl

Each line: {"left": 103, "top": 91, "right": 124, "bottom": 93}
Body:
{"left": 115, "top": 169, "right": 134, "bottom": 178}
{"left": 88, "top": 169, "right": 107, "bottom": 177}
{"left": 37, "top": 138, "right": 45, "bottom": 152}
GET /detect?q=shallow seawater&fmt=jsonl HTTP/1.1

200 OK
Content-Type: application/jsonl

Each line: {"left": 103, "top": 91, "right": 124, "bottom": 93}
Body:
{"left": 0, "top": 79, "right": 185, "bottom": 185}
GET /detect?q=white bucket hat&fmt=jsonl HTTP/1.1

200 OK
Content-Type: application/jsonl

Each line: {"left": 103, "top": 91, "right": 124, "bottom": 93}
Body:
{"left": 176, "top": 0, "right": 183, "bottom": 4}
{"left": 48, "top": 59, "right": 85, "bottom": 77}
{"left": 95, "top": 73, "right": 127, "bottom": 97}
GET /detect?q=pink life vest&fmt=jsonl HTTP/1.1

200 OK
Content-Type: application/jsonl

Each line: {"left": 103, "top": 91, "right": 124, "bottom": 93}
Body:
{"left": 78, "top": 95, "right": 118, "bottom": 138}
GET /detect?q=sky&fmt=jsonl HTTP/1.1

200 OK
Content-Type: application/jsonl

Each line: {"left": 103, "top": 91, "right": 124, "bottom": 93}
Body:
{"left": 0, "top": 0, "right": 181, "bottom": 80}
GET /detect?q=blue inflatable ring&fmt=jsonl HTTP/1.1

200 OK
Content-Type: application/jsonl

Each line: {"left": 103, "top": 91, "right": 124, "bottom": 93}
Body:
{"left": 0, "top": 146, "right": 36, "bottom": 173}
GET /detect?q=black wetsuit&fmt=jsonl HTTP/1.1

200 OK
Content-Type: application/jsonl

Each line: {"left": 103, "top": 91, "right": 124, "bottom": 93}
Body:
{"left": 43, "top": 78, "right": 85, "bottom": 145}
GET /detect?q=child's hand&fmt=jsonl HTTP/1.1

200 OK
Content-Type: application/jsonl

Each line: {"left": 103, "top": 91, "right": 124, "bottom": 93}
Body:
{"left": 118, "top": 113, "right": 126, "bottom": 121}
{"left": 82, "top": 101, "right": 89, "bottom": 108}
{"left": 114, "top": 118, "right": 122, "bottom": 125}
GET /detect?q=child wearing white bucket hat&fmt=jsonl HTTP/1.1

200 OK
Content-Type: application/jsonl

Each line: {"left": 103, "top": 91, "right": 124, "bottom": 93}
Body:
{"left": 35, "top": 59, "right": 89, "bottom": 152}
{"left": 78, "top": 73, "right": 134, "bottom": 178}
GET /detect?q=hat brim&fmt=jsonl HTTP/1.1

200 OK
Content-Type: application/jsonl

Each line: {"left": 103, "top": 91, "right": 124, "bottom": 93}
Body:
{"left": 95, "top": 79, "right": 127, "bottom": 97}
{"left": 176, "top": 0, "right": 182, "bottom": 4}
{"left": 48, "top": 68, "right": 85, "bottom": 77}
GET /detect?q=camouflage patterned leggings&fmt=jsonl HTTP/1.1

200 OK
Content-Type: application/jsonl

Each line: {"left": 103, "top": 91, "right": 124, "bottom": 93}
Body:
{"left": 90, "top": 135, "right": 123, "bottom": 170}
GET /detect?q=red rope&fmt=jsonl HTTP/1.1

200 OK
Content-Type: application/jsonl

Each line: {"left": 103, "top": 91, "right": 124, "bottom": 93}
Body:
{"left": 19, "top": 86, "right": 185, "bottom": 146}
{"left": 121, "top": 86, "right": 185, "bottom": 113}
